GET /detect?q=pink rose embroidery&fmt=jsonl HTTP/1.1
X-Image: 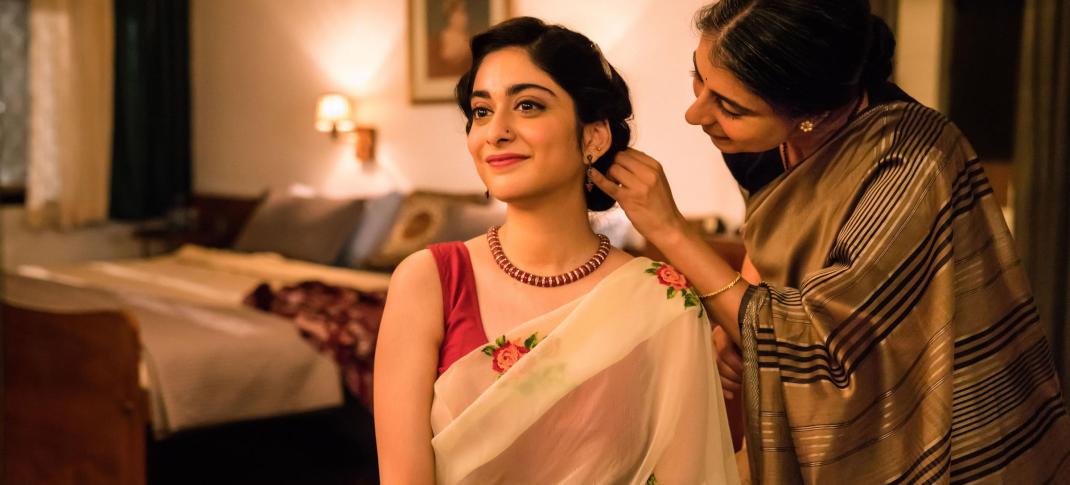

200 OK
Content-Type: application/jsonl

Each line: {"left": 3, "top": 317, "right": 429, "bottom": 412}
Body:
{"left": 655, "top": 264, "right": 689, "bottom": 290}
{"left": 491, "top": 341, "right": 529, "bottom": 373}
{"left": 483, "top": 333, "right": 540, "bottom": 375}
{"left": 646, "top": 261, "right": 704, "bottom": 317}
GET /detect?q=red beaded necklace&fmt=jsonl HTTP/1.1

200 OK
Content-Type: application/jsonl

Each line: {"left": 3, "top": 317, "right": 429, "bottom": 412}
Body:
{"left": 487, "top": 225, "right": 611, "bottom": 288}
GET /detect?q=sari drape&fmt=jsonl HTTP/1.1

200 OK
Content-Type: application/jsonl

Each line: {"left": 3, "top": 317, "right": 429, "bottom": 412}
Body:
{"left": 739, "top": 101, "right": 1070, "bottom": 483}
{"left": 431, "top": 257, "right": 740, "bottom": 484}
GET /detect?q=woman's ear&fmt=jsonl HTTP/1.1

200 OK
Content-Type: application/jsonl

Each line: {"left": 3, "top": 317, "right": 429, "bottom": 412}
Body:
{"left": 582, "top": 119, "right": 612, "bottom": 160}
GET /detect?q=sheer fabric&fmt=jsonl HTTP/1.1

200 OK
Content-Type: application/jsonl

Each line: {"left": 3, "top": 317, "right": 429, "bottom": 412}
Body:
{"left": 431, "top": 257, "right": 740, "bottom": 484}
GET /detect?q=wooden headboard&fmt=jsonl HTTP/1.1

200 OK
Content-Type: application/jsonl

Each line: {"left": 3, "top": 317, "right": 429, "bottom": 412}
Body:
{"left": 187, "top": 192, "right": 265, "bottom": 248}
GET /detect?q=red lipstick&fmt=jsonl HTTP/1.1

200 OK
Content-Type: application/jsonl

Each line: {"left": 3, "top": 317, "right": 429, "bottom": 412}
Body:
{"left": 485, "top": 153, "right": 529, "bottom": 168}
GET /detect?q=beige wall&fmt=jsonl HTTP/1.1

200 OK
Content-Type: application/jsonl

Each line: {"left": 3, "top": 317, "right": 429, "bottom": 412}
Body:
{"left": 191, "top": 0, "right": 746, "bottom": 226}
{"left": 0, "top": 1, "right": 960, "bottom": 268}
{"left": 894, "top": 0, "right": 950, "bottom": 111}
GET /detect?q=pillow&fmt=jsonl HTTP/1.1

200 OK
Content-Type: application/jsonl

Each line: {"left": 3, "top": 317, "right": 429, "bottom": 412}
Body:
{"left": 437, "top": 199, "right": 506, "bottom": 242}
{"left": 359, "top": 191, "right": 495, "bottom": 270}
{"left": 232, "top": 192, "right": 365, "bottom": 265}
{"left": 338, "top": 192, "right": 406, "bottom": 269}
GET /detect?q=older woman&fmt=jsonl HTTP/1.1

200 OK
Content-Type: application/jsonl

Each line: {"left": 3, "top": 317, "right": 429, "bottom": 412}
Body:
{"left": 592, "top": 0, "right": 1070, "bottom": 482}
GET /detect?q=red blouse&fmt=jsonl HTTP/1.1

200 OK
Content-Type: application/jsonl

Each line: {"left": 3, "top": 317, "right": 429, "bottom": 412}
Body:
{"left": 428, "top": 242, "right": 489, "bottom": 375}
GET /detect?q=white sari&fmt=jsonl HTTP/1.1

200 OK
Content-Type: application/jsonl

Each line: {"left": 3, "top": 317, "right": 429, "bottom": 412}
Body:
{"left": 430, "top": 257, "right": 740, "bottom": 484}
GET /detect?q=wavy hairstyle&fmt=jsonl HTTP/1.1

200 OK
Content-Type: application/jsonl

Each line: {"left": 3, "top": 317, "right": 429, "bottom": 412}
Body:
{"left": 455, "top": 16, "right": 632, "bottom": 211}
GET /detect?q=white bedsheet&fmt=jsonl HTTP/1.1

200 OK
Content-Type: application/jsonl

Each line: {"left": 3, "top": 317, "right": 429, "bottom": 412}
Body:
{"left": 17, "top": 244, "right": 391, "bottom": 307}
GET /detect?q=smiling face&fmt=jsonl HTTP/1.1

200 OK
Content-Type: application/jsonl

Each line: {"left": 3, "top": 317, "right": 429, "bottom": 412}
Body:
{"left": 467, "top": 47, "right": 597, "bottom": 205}
{"left": 685, "top": 35, "right": 795, "bottom": 154}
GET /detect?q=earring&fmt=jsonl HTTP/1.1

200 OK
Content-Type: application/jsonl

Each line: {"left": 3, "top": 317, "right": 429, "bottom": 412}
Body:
{"left": 484, "top": 189, "right": 490, "bottom": 200}
{"left": 799, "top": 120, "right": 815, "bottom": 133}
{"left": 585, "top": 154, "right": 594, "bottom": 192}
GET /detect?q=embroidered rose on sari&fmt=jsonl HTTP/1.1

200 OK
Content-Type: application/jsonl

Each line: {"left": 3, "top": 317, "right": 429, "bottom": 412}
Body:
{"left": 646, "top": 261, "right": 704, "bottom": 317}
{"left": 483, "top": 333, "right": 540, "bottom": 374}
{"left": 655, "top": 264, "right": 688, "bottom": 289}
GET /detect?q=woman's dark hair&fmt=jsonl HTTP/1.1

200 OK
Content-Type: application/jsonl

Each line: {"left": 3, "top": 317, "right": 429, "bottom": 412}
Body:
{"left": 455, "top": 16, "right": 632, "bottom": 211}
{"left": 695, "top": 0, "right": 896, "bottom": 118}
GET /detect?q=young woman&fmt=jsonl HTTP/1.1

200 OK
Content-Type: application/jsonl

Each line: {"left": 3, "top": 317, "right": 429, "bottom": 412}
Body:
{"left": 594, "top": 0, "right": 1070, "bottom": 482}
{"left": 374, "top": 17, "right": 739, "bottom": 485}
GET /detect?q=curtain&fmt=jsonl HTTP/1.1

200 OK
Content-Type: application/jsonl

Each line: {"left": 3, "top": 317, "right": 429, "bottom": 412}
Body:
{"left": 109, "top": 0, "right": 190, "bottom": 221}
{"left": 0, "top": 0, "right": 30, "bottom": 193}
{"left": 26, "top": 0, "right": 113, "bottom": 229}
{"left": 1014, "top": 0, "right": 1070, "bottom": 398}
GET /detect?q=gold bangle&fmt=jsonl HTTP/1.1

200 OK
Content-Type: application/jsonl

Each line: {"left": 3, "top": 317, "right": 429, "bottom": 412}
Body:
{"left": 699, "top": 272, "right": 743, "bottom": 301}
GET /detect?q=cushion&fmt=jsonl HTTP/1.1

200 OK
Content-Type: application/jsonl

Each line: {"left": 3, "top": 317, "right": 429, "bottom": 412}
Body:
{"left": 232, "top": 192, "right": 365, "bottom": 264}
{"left": 358, "top": 191, "right": 498, "bottom": 270}
{"left": 339, "top": 192, "right": 406, "bottom": 269}
{"left": 437, "top": 199, "right": 507, "bottom": 242}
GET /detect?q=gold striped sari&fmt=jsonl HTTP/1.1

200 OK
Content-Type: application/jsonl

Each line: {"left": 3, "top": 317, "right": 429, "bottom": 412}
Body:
{"left": 739, "top": 101, "right": 1070, "bottom": 483}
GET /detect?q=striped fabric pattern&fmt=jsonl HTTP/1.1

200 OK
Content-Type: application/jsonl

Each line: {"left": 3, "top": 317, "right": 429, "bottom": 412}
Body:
{"left": 738, "top": 101, "right": 1070, "bottom": 484}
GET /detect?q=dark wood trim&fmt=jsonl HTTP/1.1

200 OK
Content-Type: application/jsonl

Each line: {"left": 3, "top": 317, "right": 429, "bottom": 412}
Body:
{"left": 0, "top": 186, "right": 26, "bottom": 205}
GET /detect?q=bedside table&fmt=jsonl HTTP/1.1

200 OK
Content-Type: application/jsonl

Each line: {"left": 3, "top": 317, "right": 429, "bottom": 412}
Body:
{"left": 131, "top": 223, "right": 206, "bottom": 257}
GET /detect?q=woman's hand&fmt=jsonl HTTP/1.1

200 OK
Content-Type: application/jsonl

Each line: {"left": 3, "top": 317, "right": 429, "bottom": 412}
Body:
{"left": 593, "top": 148, "right": 748, "bottom": 347}
{"left": 712, "top": 325, "right": 743, "bottom": 399}
{"left": 589, "top": 148, "right": 689, "bottom": 248}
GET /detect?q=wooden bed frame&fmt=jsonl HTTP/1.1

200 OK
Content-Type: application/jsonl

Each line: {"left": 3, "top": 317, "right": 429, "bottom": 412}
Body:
{"left": 3, "top": 302, "right": 147, "bottom": 485}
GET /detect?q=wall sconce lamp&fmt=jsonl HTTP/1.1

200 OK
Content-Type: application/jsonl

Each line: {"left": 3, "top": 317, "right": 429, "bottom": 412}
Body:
{"left": 316, "top": 93, "right": 376, "bottom": 162}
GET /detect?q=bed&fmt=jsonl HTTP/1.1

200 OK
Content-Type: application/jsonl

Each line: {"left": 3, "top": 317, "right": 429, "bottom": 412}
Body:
{"left": 5, "top": 244, "right": 391, "bottom": 437}
{"left": 3, "top": 189, "right": 503, "bottom": 438}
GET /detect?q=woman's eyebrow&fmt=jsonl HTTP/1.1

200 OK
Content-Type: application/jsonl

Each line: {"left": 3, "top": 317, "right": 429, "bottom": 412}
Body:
{"left": 471, "top": 83, "right": 557, "bottom": 101}
{"left": 692, "top": 52, "right": 755, "bottom": 114}
{"left": 716, "top": 93, "right": 754, "bottom": 114}
{"left": 508, "top": 83, "right": 556, "bottom": 97}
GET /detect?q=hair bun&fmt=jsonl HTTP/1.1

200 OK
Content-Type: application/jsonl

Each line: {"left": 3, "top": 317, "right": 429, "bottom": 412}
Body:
{"left": 861, "top": 15, "right": 896, "bottom": 88}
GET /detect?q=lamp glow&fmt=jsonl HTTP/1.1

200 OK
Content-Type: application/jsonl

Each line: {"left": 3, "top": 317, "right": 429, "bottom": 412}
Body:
{"left": 315, "top": 93, "right": 376, "bottom": 162}
{"left": 315, "top": 94, "right": 354, "bottom": 136}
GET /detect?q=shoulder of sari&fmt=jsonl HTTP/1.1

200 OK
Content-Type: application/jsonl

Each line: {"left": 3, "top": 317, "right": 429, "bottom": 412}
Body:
{"left": 737, "top": 97, "right": 1070, "bottom": 482}
{"left": 855, "top": 100, "right": 968, "bottom": 160}
{"left": 637, "top": 258, "right": 709, "bottom": 319}
{"left": 744, "top": 100, "right": 969, "bottom": 218}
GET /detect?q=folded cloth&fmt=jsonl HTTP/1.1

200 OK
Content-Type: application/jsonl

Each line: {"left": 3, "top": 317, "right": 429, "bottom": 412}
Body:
{"left": 245, "top": 281, "right": 386, "bottom": 408}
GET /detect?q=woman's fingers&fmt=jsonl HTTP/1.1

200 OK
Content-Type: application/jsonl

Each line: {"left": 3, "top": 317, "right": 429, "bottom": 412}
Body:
{"left": 719, "top": 353, "right": 744, "bottom": 383}
{"left": 718, "top": 359, "right": 742, "bottom": 389}
{"left": 721, "top": 380, "right": 739, "bottom": 400}
{"left": 722, "top": 341, "right": 743, "bottom": 372}
{"left": 617, "top": 147, "right": 660, "bottom": 171}
{"left": 720, "top": 374, "right": 742, "bottom": 392}
{"left": 588, "top": 165, "right": 621, "bottom": 197}
{"left": 614, "top": 149, "right": 662, "bottom": 183}
{"left": 712, "top": 326, "right": 743, "bottom": 387}
{"left": 612, "top": 157, "right": 660, "bottom": 191}
{"left": 604, "top": 147, "right": 688, "bottom": 244}
{"left": 606, "top": 162, "right": 644, "bottom": 191}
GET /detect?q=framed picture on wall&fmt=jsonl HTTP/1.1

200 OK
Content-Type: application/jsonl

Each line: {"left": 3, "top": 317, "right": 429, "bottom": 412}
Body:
{"left": 409, "top": 0, "right": 511, "bottom": 103}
